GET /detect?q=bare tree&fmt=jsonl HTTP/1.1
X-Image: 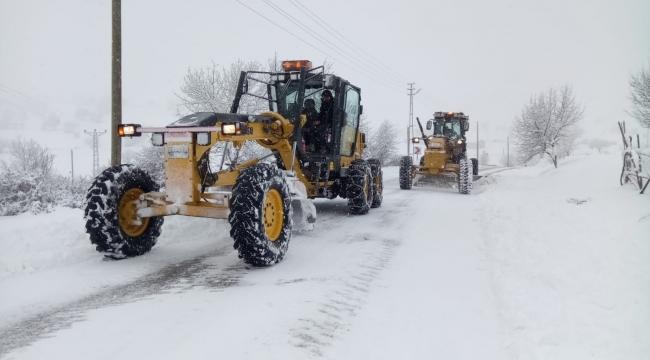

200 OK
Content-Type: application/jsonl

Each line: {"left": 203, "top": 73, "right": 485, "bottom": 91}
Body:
{"left": 629, "top": 62, "right": 650, "bottom": 128}
{"left": 176, "top": 59, "right": 267, "bottom": 115}
{"left": 4, "top": 139, "right": 55, "bottom": 178}
{"left": 513, "top": 86, "right": 583, "bottom": 168}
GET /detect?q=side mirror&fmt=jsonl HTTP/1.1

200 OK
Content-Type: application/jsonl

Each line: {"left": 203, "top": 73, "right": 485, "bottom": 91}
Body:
{"left": 242, "top": 79, "right": 249, "bottom": 94}
{"left": 359, "top": 105, "right": 363, "bottom": 115}
{"left": 462, "top": 120, "right": 469, "bottom": 132}
{"left": 412, "top": 137, "right": 420, "bottom": 144}
{"left": 426, "top": 120, "right": 433, "bottom": 130}
{"left": 361, "top": 132, "right": 366, "bottom": 144}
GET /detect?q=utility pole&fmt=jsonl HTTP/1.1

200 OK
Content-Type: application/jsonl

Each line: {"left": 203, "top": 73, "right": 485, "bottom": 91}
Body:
{"left": 111, "top": 0, "right": 122, "bottom": 166}
{"left": 407, "top": 82, "right": 420, "bottom": 156}
{"left": 85, "top": 129, "right": 108, "bottom": 176}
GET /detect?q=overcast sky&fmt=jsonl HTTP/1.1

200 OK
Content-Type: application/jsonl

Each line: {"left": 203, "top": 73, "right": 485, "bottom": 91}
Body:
{"left": 0, "top": 0, "right": 648, "bottom": 174}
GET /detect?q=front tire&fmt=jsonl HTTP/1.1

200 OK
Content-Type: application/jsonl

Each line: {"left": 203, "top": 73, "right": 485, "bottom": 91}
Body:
{"left": 84, "top": 165, "right": 163, "bottom": 259}
{"left": 346, "top": 159, "right": 374, "bottom": 215}
{"left": 399, "top": 156, "right": 413, "bottom": 190}
{"left": 367, "top": 159, "right": 383, "bottom": 208}
{"left": 229, "top": 163, "right": 292, "bottom": 266}
{"left": 458, "top": 157, "right": 472, "bottom": 194}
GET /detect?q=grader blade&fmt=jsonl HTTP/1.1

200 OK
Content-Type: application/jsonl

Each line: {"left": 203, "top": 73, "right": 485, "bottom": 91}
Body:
{"left": 286, "top": 174, "right": 317, "bottom": 231}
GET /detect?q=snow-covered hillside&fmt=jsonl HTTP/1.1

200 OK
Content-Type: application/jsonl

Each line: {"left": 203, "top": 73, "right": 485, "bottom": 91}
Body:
{"left": 0, "top": 151, "right": 648, "bottom": 360}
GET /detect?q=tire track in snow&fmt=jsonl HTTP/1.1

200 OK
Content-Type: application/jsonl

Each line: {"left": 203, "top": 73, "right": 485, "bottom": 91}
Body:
{"left": 0, "top": 245, "right": 245, "bottom": 356}
{"left": 289, "top": 236, "right": 399, "bottom": 357}
{"left": 288, "top": 191, "right": 407, "bottom": 357}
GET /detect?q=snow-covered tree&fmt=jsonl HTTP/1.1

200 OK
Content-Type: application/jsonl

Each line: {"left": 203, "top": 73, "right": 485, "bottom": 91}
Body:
{"left": 586, "top": 138, "right": 616, "bottom": 153}
{"left": 513, "top": 86, "right": 583, "bottom": 168}
{"left": 176, "top": 59, "right": 267, "bottom": 115}
{"left": 367, "top": 120, "right": 398, "bottom": 165}
{"left": 6, "top": 139, "right": 54, "bottom": 178}
{"left": 0, "top": 140, "right": 57, "bottom": 215}
{"left": 629, "top": 61, "right": 650, "bottom": 128}
{"left": 132, "top": 145, "right": 165, "bottom": 185}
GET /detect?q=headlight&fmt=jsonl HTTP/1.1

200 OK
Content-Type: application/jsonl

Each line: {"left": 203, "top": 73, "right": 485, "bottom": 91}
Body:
{"left": 197, "top": 132, "right": 211, "bottom": 146}
{"left": 412, "top": 137, "right": 420, "bottom": 144}
{"left": 457, "top": 140, "right": 463, "bottom": 144}
{"left": 118, "top": 124, "right": 141, "bottom": 137}
{"left": 221, "top": 123, "right": 237, "bottom": 135}
{"left": 151, "top": 133, "right": 164, "bottom": 146}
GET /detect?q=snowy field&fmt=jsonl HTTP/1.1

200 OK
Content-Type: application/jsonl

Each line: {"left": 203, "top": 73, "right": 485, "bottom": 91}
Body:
{"left": 0, "top": 150, "right": 648, "bottom": 359}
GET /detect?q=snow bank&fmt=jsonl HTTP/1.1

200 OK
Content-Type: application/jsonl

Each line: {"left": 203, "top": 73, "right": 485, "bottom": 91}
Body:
{"left": 476, "top": 152, "right": 650, "bottom": 359}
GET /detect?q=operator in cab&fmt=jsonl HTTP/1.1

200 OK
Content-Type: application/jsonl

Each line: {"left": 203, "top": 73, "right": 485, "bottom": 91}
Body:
{"left": 316, "top": 89, "right": 335, "bottom": 153}
{"left": 301, "top": 98, "right": 319, "bottom": 152}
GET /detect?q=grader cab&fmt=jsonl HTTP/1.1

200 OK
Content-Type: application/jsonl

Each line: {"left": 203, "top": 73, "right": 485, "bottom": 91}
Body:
{"left": 399, "top": 112, "right": 477, "bottom": 194}
{"left": 84, "top": 60, "right": 383, "bottom": 266}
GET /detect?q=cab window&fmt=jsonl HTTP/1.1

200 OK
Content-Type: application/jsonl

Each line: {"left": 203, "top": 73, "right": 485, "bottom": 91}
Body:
{"left": 340, "top": 86, "right": 360, "bottom": 156}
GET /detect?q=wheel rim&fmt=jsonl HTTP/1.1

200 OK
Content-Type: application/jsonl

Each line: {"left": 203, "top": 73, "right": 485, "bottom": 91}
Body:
{"left": 118, "top": 188, "right": 149, "bottom": 237}
{"left": 263, "top": 188, "right": 284, "bottom": 241}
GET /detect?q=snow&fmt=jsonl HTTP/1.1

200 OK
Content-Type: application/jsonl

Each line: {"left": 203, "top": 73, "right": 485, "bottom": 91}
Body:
{"left": 1, "top": 152, "right": 649, "bottom": 359}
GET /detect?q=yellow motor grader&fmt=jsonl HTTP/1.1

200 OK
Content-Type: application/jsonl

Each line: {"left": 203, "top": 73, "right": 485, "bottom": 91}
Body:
{"left": 399, "top": 112, "right": 477, "bottom": 194}
{"left": 84, "top": 60, "right": 383, "bottom": 266}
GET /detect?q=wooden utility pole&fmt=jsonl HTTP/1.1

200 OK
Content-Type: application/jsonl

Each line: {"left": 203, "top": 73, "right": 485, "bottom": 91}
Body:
{"left": 111, "top": 0, "right": 122, "bottom": 166}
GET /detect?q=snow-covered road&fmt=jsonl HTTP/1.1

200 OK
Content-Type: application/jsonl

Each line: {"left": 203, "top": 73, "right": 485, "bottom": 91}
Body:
{"left": 1, "top": 151, "right": 648, "bottom": 359}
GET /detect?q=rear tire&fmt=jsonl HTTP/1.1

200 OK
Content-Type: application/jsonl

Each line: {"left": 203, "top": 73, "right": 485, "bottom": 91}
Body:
{"left": 229, "top": 163, "right": 291, "bottom": 266}
{"left": 458, "top": 157, "right": 472, "bottom": 194}
{"left": 399, "top": 156, "right": 413, "bottom": 190}
{"left": 471, "top": 158, "right": 479, "bottom": 176}
{"left": 84, "top": 165, "right": 163, "bottom": 259}
{"left": 367, "top": 159, "right": 383, "bottom": 208}
{"left": 346, "top": 159, "right": 374, "bottom": 215}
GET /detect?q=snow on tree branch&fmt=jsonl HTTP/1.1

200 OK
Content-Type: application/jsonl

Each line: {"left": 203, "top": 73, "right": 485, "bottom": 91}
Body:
{"left": 629, "top": 62, "right": 650, "bottom": 128}
{"left": 176, "top": 59, "right": 267, "bottom": 115}
{"left": 513, "top": 85, "right": 583, "bottom": 168}
{"left": 365, "top": 119, "right": 398, "bottom": 165}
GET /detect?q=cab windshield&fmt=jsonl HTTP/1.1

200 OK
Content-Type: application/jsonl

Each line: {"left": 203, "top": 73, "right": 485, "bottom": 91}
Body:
{"left": 271, "top": 81, "right": 328, "bottom": 120}
{"left": 433, "top": 119, "right": 461, "bottom": 139}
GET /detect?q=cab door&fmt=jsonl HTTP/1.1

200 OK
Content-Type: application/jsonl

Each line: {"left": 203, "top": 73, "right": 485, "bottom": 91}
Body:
{"left": 339, "top": 85, "right": 361, "bottom": 157}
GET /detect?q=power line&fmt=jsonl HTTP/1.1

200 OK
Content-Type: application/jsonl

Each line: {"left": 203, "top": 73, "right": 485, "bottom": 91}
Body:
{"left": 288, "top": 0, "right": 406, "bottom": 84}
{"left": 0, "top": 83, "right": 50, "bottom": 113}
{"left": 235, "top": 0, "right": 401, "bottom": 92}
{"left": 261, "top": 0, "right": 402, "bottom": 88}
{"left": 260, "top": 0, "right": 401, "bottom": 90}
